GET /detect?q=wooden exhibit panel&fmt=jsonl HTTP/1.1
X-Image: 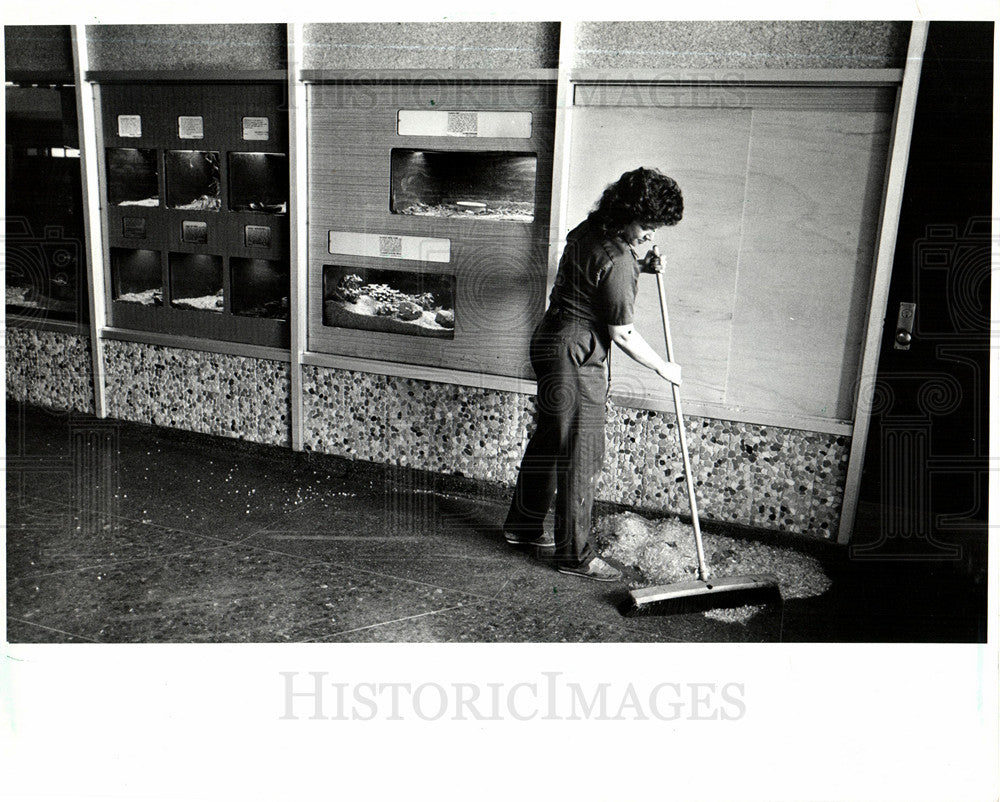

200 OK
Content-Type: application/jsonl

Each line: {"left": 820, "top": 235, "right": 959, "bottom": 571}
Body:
{"left": 568, "top": 83, "right": 894, "bottom": 426}
{"left": 728, "top": 109, "right": 891, "bottom": 420}
{"left": 566, "top": 106, "right": 752, "bottom": 407}
{"left": 306, "top": 80, "right": 556, "bottom": 378}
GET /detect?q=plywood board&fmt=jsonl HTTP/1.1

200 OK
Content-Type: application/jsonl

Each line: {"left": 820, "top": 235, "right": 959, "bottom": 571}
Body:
{"left": 728, "top": 108, "right": 891, "bottom": 419}
{"left": 565, "top": 106, "right": 752, "bottom": 407}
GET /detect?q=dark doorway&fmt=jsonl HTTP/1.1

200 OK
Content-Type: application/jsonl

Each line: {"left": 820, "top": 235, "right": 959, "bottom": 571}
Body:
{"left": 851, "top": 22, "right": 991, "bottom": 637}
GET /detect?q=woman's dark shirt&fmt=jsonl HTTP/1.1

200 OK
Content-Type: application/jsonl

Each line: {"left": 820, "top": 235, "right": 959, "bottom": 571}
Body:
{"left": 545, "top": 218, "right": 640, "bottom": 350}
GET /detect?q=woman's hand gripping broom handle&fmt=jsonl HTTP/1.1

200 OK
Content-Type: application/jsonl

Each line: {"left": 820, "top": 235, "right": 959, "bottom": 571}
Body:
{"left": 655, "top": 270, "right": 710, "bottom": 583}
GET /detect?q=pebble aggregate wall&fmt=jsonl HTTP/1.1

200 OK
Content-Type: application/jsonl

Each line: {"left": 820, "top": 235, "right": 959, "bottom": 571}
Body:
{"left": 303, "top": 365, "right": 850, "bottom": 538}
{"left": 4, "top": 327, "right": 94, "bottom": 414}
{"left": 103, "top": 341, "right": 291, "bottom": 447}
{"left": 7, "top": 337, "right": 849, "bottom": 537}
{"left": 573, "top": 21, "right": 909, "bottom": 70}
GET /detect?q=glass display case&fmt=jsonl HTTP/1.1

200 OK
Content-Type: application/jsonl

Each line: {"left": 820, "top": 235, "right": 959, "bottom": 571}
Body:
{"left": 390, "top": 149, "right": 537, "bottom": 221}
{"left": 228, "top": 152, "right": 288, "bottom": 214}
{"left": 106, "top": 147, "right": 160, "bottom": 207}
{"left": 5, "top": 83, "right": 88, "bottom": 323}
{"left": 322, "top": 265, "right": 455, "bottom": 339}
{"left": 231, "top": 257, "right": 288, "bottom": 319}
{"left": 98, "top": 80, "right": 289, "bottom": 347}
{"left": 168, "top": 253, "right": 224, "bottom": 312}
{"left": 165, "top": 150, "right": 221, "bottom": 211}
{"left": 111, "top": 247, "right": 163, "bottom": 305}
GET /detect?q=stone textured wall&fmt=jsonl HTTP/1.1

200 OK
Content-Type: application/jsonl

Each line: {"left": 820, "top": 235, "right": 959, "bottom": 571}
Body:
{"left": 85, "top": 24, "right": 287, "bottom": 71}
{"left": 303, "top": 365, "right": 849, "bottom": 538}
{"left": 4, "top": 333, "right": 849, "bottom": 536}
{"left": 573, "top": 21, "right": 909, "bottom": 70}
{"left": 5, "top": 327, "right": 94, "bottom": 414}
{"left": 103, "top": 341, "right": 291, "bottom": 447}
{"left": 303, "top": 22, "right": 560, "bottom": 70}
{"left": 5, "top": 25, "right": 74, "bottom": 74}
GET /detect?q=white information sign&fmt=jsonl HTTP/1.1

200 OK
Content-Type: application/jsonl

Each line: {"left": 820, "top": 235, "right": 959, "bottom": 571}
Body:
{"left": 178, "top": 116, "right": 204, "bottom": 139}
{"left": 396, "top": 110, "right": 532, "bottom": 138}
{"left": 328, "top": 231, "right": 451, "bottom": 263}
{"left": 117, "top": 115, "right": 142, "bottom": 138}
{"left": 242, "top": 117, "right": 270, "bottom": 141}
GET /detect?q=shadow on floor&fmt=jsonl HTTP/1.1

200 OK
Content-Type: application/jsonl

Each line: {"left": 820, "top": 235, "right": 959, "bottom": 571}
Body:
{"left": 4, "top": 402, "right": 987, "bottom": 643}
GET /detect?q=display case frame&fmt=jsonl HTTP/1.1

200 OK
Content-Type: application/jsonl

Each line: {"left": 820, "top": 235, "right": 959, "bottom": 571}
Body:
{"left": 305, "top": 76, "right": 556, "bottom": 379}
{"left": 92, "top": 76, "right": 290, "bottom": 348}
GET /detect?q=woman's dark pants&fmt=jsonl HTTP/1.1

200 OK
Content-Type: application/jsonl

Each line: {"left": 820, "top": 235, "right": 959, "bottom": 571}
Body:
{"left": 504, "top": 318, "right": 607, "bottom": 567}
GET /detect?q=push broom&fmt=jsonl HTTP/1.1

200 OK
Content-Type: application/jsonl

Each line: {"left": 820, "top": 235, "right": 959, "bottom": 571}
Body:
{"left": 620, "top": 259, "right": 782, "bottom": 616}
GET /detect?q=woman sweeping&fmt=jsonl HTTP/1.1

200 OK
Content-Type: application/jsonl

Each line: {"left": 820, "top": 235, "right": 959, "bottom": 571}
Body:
{"left": 504, "top": 167, "right": 684, "bottom": 581}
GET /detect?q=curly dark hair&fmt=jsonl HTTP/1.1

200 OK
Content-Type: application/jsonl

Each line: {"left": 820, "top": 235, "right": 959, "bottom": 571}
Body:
{"left": 588, "top": 167, "right": 683, "bottom": 238}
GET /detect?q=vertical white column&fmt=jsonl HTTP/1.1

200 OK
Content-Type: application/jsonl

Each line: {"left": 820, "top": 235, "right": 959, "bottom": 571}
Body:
{"left": 545, "top": 21, "right": 578, "bottom": 303}
{"left": 287, "top": 23, "right": 309, "bottom": 451}
{"left": 838, "top": 22, "right": 929, "bottom": 545}
{"left": 72, "top": 24, "right": 108, "bottom": 418}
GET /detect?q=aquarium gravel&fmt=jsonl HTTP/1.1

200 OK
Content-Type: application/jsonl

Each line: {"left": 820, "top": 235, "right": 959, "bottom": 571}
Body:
{"left": 593, "top": 511, "right": 832, "bottom": 623}
{"left": 117, "top": 289, "right": 163, "bottom": 306}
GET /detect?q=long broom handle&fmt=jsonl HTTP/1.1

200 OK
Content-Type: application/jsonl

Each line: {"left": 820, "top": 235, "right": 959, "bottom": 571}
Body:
{"left": 656, "top": 271, "right": 710, "bottom": 583}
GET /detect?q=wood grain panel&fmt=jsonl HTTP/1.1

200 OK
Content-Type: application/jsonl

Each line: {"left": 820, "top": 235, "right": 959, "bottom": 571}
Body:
{"left": 728, "top": 108, "right": 892, "bottom": 419}
{"left": 726, "top": 250, "right": 867, "bottom": 420}
{"left": 566, "top": 106, "right": 751, "bottom": 407}
{"left": 574, "top": 83, "right": 896, "bottom": 112}
{"left": 739, "top": 110, "right": 892, "bottom": 254}
{"left": 306, "top": 82, "right": 555, "bottom": 378}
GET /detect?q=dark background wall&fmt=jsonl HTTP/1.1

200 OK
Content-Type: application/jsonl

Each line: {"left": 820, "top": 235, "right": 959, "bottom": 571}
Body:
{"left": 859, "top": 22, "right": 993, "bottom": 544}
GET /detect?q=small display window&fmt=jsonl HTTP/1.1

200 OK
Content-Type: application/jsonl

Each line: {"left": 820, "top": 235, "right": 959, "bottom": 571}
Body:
{"left": 322, "top": 265, "right": 455, "bottom": 339}
{"left": 111, "top": 248, "right": 163, "bottom": 305}
{"left": 228, "top": 152, "right": 288, "bottom": 214}
{"left": 169, "top": 252, "right": 223, "bottom": 312}
{"left": 389, "top": 149, "right": 536, "bottom": 221}
{"left": 231, "top": 258, "right": 288, "bottom": 320}
{"left": 5, "top": 84, "right": 88, "bottom": 323}
{"left": 107, "top": 148, "right": 160, "bottom": 207}
{"left": 165, "top": 150, "right": 221, "bottom": 211}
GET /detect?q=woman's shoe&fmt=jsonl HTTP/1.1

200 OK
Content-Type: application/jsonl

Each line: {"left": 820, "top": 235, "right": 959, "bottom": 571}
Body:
{"left": 504, "top": 531, "right": 556, "bottom": 549}
{"left": 556, "top": 557, "right": 623, "bottom": 582}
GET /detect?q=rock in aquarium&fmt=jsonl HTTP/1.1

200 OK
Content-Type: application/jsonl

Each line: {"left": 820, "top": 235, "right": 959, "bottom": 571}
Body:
{"left": 396, "top": 299, "right": 423, "bottom": 321}
{"left": 414, "top": 292, "right": 436, "bottom": 310}
{"left": 336, "top": 274, "right": 364, "bottom": 303}
{"left": 434, "top": 309, "right": 455, "bottom": 329}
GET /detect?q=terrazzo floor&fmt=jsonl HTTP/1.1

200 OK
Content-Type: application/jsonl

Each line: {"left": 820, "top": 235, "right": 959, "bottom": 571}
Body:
{"left": 5, "top": 402, "right": 987, "bottom": 643}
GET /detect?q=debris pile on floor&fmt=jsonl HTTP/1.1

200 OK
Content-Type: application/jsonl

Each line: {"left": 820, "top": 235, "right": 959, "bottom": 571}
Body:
{"left": 593, "top": 511, "right": 832, "bottom": 623}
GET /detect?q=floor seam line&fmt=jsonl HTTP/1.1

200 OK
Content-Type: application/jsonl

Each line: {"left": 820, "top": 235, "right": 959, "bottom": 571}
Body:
{"left": 304, "top": 605, "right": 468, "bottom": 641}
{"left": 229, "top": 539, "right": 515, "bottom": 602}
{"left": 6, "top": 617, "right": 103, "bottom": 644}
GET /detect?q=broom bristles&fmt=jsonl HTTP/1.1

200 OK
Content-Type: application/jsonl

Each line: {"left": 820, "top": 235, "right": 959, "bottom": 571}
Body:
{"left": 620, "top": 574, "right": 782, "bottom": 616}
